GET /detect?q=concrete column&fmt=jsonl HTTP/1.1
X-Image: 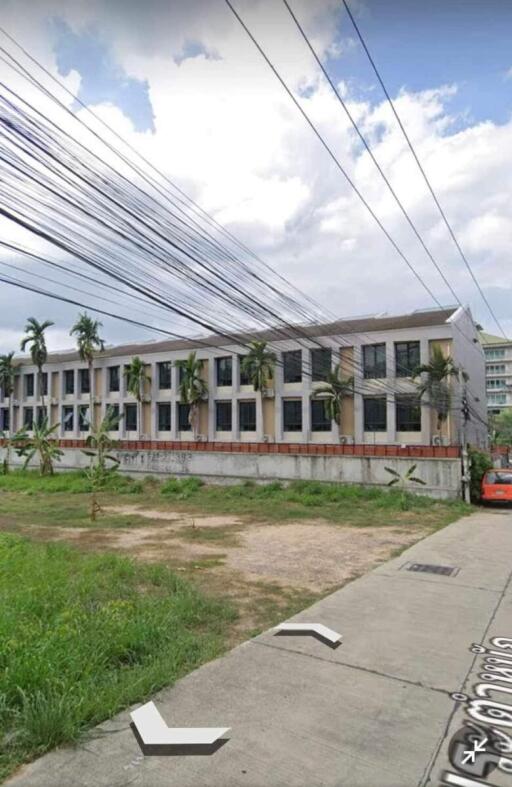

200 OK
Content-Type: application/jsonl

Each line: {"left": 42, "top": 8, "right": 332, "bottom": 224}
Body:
{"left": 275, "top": 352, "right": 284, "bottom": 441}
{"left": 232, "top": 355, "right": 240, "bottom": 394}
{"left": 302, "top": 394, "right": 311, "bottom": 443}
{"left": 170, "top": 363, "right": 179, "bottom": 439}
{"left": 232, "top": 396, "right": 240, "bottom": 441}
{"left": 387, "top": 393, "right": 397, "bottom": 444}
{"left": 207, "top": 357, "right": 215, "bottom": 440}
{"left": 150, "top": 362, "right": 157, "bottom": 439}
{"left": 419, "top": 338, "right": 431, "bottom": 445}
{"left": 353, "top": 345, "right": 364, "bottom": 443}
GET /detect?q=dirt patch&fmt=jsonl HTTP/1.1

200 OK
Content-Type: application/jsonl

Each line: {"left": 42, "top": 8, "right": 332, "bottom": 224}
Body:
{"left": 225, "top": 523, "right": 426, "bottom": 590}
{"left": 103, "top": 505, "right": 244, "bottom": 529}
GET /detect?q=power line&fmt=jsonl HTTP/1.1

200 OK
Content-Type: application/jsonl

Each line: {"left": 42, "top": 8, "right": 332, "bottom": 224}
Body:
{"left": 341, "top": 0, "right": 507, "bottom": 339}
{"left": 282, "top": 0, "right": 463, "bottom": 307}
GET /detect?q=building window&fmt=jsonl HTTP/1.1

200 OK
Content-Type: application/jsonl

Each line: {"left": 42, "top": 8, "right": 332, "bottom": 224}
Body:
{"left": 36, "top": 406, "right": 47, "bottom": 427}
{"left": 311, "top": 399, "right": 331, "bottom": 431}
{"left": 216, "top": 357, "right": 232, "bottom": 387}
{"left": 63, "top": 405, "right": 74, "bottom": 432}
{"left": 178, "top": 402, "right": 191, "bottom": 431}
{"left": 124, "top": 403, "right": 137, "bottom": 431}
{"left": 78, "top": 405, "right": 90, "bottom": 432}
{"left": 158, "top": 361, "right": 172, "bottom": 390}
{"left": 79, "top": 368, "right": 90, "bottom": 394}
{"left": 485, "top": 348, "right": 506, "bottom": 360}
{"left": 395, "top": 341, "right": 420, "bottom": 378}
{"left": 363, "top": 397, "right": 387, "bottom": 431}
{"left": 311, "top": 348, "right": 331, "bottom": 381}
{"left": 283, "top": 399, "right": 302, "bottom": 432}
{"left": 1, "top": 408, "right": 9, "bottom": 431}
{"left": 239, "top": 400, "right": 256, "bottom": 431}
{"left": 23, "top": 407, "right": 34, "bottom": 429}
{"left": 487, "top": 364, "right": 506, "bottom": 375}
{"left": 157, "top": 403, "right": 171, "bottom": 431}
{"left": 396, "top": 395, "right": 421, "bottom": 432}
{"left": 488, "top": 393, "right": 507, "bottom": 405}
{"left": 41, "top": 372, "right": 48, "bottom": 397}
{"left": 64, "top": 369, "right": 75, "bottom": 395}
{"left": 487, "top": 379, "right": 507, "bottom": 389}
{"left": 216, "top": 401, "right": 232, "bottom": 431}
{"left": 363, "top": 344, "right": 386, "bottom": 379}
{"left": 283, "top": 350, "right": 302, "bottom": 383}
{"left": 108, "top": 366, "right": 120, "bottom": 393}
{"left": 106, "top": 404, "right": 119, "bottom": 429}
{"left": 239, "top": 356, "right": 251, "bottom": 386}
{"left": 25, "top": 373, "right": 34, "bottom": 397}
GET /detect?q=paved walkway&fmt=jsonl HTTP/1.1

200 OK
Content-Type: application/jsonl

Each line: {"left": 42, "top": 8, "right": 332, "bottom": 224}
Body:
{"left": 8, "top": 509, "right": 512, "bottom": 787}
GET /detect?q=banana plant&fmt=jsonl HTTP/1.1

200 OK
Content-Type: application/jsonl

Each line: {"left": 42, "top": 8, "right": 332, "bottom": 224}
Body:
{"left": 385, "top": 464, "right": 426, "bottom": 510}
{"left": 15, "top": 419, "right": 63, "bottom": 476}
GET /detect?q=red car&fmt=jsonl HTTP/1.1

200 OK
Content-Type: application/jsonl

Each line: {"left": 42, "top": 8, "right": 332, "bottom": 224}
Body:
{"left": 481, "top": 470, "right": 512, "bottom": 503}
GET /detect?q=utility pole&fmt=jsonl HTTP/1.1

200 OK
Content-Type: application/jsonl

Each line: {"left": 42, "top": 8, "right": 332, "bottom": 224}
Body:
{"left": 460, "top": 373, "right": 471, "bottom": 504}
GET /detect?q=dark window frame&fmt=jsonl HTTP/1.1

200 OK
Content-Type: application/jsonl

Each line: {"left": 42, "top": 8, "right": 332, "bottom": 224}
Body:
{"left": 216, "top": 356, "right": 233, "bottom": 387}
{"left": 79, "top": 368, "right": 90, "bottom": 394}
{"left": 158, "top": 361, "right": 172, "bottom": 390}
{"left": 178, "top": 402, "right": 191, "bottom": 431}
{"left": 239, "top": 400, "right": 256, "bottom": 432}
{"left": 1, "top": 408, "right": 10, "bottom": 431}
{"left": 23, "top": 407, "right": 34, "bottom": 430}
{"left": 239, "top": 356, "right": 251, "bottom": 386}
{"left": 157, "top": 402, "right": 171, "bottom": 431}
{"left": 363, "top": 397, "right": 387, "bottom": 432}
{"left": 362, "top": 343, "right": 387, "bottom": 379}
{"left": 64, "top": 369, "right": 75, "bottom": 395}
{"left": 106, "top": 404, "right": 120, "bottom": 430}
{"left": 395, "top": 341, "right": 421, "bottom": 378}
{"left": 108, "top": 365, "right": 120, "bottom": 393}
{"left": 78, "top": 404, "right": 90, "bottom": 432}
{"left": 283, "top": 350, "right": 302, "bottom": 383}
{"left": 283, "top": 399, "right": 302, "bottom": 432}
{"left": 63, "top": 405, "right": 74, "bottom": 432}
{"left": 396, "top": 395, "right": 422, "bottom": 432}
{"left": 311, "top": 399, "right": 331, "bottom": 431}
{"left": 25, "top": 373, "right": 34, "bottom": 397}
{"left": 40, "top": 372, "right": 48, "bottom": 397}
{"left": 216, "top": 400, "right": 232, "bottom": 431}
{"left": 124, "top": 403, "right": 137, "bottom": 432}
{"left": 311, "top": 348, "right": 332, "bottom": 382}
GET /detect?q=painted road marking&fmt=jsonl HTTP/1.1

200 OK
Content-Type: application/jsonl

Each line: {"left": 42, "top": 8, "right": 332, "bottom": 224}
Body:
{"left": 130, "top": 701, "right": 230, "bottom": 747}
{"left": 273, "top": 623, "right": 342, "bottom": 646}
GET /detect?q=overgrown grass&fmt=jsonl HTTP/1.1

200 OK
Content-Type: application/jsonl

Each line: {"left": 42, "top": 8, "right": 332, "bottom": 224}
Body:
{"left": 0, "top": 469, "right": 142, "bottom": 495}
{"left": 0, "top": 533, "right": 236, "bottom": 781}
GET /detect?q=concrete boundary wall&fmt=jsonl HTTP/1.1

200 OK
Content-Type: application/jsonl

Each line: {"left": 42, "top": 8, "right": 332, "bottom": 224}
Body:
{"left": 9, "top": 447, "right": 462, "bottom": 499}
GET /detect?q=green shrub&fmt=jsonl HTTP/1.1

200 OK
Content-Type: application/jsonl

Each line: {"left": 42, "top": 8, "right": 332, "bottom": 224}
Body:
{"left": 468, "top": 448, "right": 493, "bottom": 503}
{"left": 160, "top": 476, "right": 204, "bottom": 498}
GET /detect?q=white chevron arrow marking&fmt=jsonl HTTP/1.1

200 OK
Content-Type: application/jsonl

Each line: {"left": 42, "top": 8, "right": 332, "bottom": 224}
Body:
{"left": 273, "top": 623, "right": 342, "bottom": 645}
{"left": 130, "top": 702, "right": 230, "bottom": 746}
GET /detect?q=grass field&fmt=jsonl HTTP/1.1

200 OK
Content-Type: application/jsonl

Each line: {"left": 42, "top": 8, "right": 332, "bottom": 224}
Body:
{"left": 0, "top": 470, "right": 471, "bottom": 781}
{"left": 0, "top": 533, "right": 236, "bottom": 781}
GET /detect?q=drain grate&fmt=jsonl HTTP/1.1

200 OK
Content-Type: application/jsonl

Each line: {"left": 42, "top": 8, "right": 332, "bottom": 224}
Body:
{"left": 402, "top": 562, "right": 458, "bottom": 577}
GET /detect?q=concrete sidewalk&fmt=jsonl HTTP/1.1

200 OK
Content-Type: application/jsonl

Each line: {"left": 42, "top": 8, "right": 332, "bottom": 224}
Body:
{"left": 8, "top": 509, "right": 512, "bottom": 787}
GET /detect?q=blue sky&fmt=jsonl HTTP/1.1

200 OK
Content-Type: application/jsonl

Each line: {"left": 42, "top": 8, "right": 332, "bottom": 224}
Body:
{"left": 329, "top": 0, "right": 512, "bottom": 126}
{"left": 51, "top": 17, "right": 155, "bottom": 132}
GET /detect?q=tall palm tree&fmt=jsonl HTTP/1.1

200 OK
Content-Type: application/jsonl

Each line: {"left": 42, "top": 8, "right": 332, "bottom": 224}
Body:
{"left": 175, "top": 351, "right": 208, "bottom": 438}
{"left": 413, "top": 345, "right": 465, "bottom": 437}
{"left": 70, "top": 312, "right": 105, "bottom": 425}
{"left": 0, "top": 352, "right": 15, "bottom": 429}
{"left": 124, "top": 356, "right": 151, "bottom": 437}
{"left": 241, "top": 341, "right": 277, "bottom": 437}
{"left": 20, "top": 317, "right": 54, "bottom": 414}
{"left": 312, "top": 364, "right": 353, "bottom": 435}
{"left": 0, "top": 352, "right": 16, "bottom": 473}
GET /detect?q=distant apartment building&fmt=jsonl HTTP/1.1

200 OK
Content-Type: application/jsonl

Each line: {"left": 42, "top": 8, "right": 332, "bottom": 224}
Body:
{"left": 0, "top": 307, "right": 487, "bottom": 448}
{"left": 480, "top": 332, "right": 512, "bottom": 416}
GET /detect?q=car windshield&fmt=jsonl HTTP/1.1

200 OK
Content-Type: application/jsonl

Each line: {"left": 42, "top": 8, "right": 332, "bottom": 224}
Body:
{"left": 485, "top": 472, "right": 512, "bottom": 484}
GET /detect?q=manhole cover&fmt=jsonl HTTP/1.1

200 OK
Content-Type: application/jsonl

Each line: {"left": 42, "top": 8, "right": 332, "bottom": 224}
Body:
{"left": 402, "top": 562, "right": 459, "bottom": 577}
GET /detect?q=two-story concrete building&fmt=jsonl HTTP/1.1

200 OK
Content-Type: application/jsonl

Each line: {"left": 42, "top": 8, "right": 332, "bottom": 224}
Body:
{"left": 0, "top": 306, "right": 487, "bottom": 450}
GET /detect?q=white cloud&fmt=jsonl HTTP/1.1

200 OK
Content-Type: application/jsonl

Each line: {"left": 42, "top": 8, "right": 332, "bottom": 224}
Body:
{"left": 0, "top": 0, "right": 511, "bottom": 349}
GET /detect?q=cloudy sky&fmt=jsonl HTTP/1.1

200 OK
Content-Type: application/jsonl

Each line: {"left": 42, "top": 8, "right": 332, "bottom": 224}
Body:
{"left": 0, "top": 0, "right": 511, "bottom": 354}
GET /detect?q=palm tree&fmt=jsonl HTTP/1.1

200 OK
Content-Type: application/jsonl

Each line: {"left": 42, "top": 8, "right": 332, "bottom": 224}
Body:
{"left": 124, "top": 356, "right": 151, "bottom": 437}
{"left": 241, "top": 341, "right": 277, "bottom": 437}
{"left": 20, "top": 317, "right": 54, "bottom": 414}
{"left": 175, "top": 351, "right": 207, "bottom": 437}
{"left": 413, "top": 346, "right": 464, "bottom": 438}
{"left": 70, "top": 312, "right": 105, "bottom": 425}
{"left": 312, "top": 364, "right": 353, "bottom": 436}
{"left": 0, "top": 352, "right": 16, "bottom": 473}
